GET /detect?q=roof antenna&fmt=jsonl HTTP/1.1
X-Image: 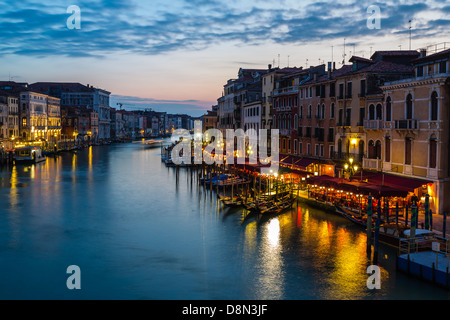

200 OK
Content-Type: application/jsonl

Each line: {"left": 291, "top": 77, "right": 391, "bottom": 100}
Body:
{"left": 331, "top": 45, "right": 334, "bottom": 66}
{"left": 409, "top": 19, "right": 412, "bottom": 50}
{"left": 342, "top": 38, "right": 346, "bottom": 65}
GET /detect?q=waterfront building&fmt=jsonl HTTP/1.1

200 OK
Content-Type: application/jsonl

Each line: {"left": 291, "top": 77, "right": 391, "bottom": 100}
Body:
{"left": 288, "top": 65, "right": 327, "bottom": 157}
{"left": 0, "top": 81, "right": 59, "bottom": 143}
{"left": 19, "top": 91, "right": 50, "bottom": 141}
{"left": 218, "top": 68, "right": 267, "bottom": 135}
{"left": 261, "top": 66, "right": 303, "bottom": 131}
{"left": 0, "top": 91, "right": 19, "bottom": 145}
{"left": 47, "top": 95, "right": 62, "bottom": 144}
{"left": 111, "top": 108, "right": 124, "bottom": 139}
{"left": 30, "top": 82, "right": 111, "bottom": 141}
{"left": 379, "top": 47, "right": 450, "bottom": 214}
{"left": 90, "top": 110, "right": 99, "bottom": 142}
{"left": 0, "top": 94, "right": 8, "bottom": 141}
{"left": 202, "top": 109, "right": 218, "bottom": 132}
{"left": 330, "top": 51, "right": 419, "bottom": 172}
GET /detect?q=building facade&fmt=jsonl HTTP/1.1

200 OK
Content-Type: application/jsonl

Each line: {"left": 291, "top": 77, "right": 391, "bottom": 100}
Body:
{"left": 380, "top": 48, "right": 450, "bottom": 213}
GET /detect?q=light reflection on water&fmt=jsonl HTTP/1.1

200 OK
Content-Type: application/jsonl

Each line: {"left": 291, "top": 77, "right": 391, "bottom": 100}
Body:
{"left": 0, "top": 143, "right": 448, "bottom": 300}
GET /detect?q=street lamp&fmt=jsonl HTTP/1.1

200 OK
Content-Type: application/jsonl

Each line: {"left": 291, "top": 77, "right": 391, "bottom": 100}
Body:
{"left": 344, "top": 158, "right": 359, "bottom": 180}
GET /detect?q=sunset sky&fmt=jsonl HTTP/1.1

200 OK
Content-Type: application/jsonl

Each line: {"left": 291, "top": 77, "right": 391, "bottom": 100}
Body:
{"left": 1, "top": 0, "right": 449, "bottom": 116}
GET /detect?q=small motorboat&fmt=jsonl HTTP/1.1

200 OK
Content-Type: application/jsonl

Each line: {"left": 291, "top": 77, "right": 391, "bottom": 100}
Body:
{"left": 15, "top": 146, "right": 46, "bottom": 164}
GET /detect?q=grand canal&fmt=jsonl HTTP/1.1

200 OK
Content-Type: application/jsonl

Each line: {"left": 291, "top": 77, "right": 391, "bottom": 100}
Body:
{"left": 0, "top": 142, "right": 448, "bottom": 300}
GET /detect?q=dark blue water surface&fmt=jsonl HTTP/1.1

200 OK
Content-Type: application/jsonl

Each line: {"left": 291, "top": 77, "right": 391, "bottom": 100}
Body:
{"left": 0, "top": 143, "right": 448, "bottom": 300}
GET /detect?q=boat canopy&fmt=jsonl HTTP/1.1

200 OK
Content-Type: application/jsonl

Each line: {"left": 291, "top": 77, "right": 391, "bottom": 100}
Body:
{"left": 403, "top": 229, "right": 435, "bottom": 237}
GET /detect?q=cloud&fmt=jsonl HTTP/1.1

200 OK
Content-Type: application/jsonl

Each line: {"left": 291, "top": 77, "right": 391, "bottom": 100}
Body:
{"left": 0, "top": 0, "right": 447, "bottom": 58}
{"left": 110, "top": 94, "right": 213, "bottom": 117}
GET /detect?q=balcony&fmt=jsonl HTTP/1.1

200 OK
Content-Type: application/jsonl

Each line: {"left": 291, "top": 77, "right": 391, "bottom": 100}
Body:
{"left": 363, "top": 158, "right": 382, "bottom": 170}
{"left": 363, "top": 119, "right": 384, "bottom": 130}
{"left": 273, "top": 86, "right": 299, "bottom": 96}
{"left": 395, "top": 119, "right": 418, "bottom": 130}
{"left": 427, "top": 168, "right": 438, "bottom": 179}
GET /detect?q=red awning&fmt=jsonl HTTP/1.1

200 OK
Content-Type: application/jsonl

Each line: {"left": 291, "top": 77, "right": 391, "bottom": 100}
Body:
{"left": 308, "top": 175, "right": 409, "bottom": 198}
{"left": 360, "top": 172, "right": 430, "bottom": 192}
{"left": 279, "top": 155, "right": 297, "bottom": 166}
{"left": 295, "top": 158, "right": 316, "bottom": 170}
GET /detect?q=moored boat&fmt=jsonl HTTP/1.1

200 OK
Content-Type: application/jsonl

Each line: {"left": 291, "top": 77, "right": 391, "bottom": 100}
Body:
{"left": 334, "top": 204, "right": 366, "bottom": 227}
{"left": 378, "top": 224, "right": 436, "bottom": 249}
{"left": 15, "top": 146, "right": 46, "bottom": 164}
{"left": 144, "top": 139, "right": 163, "bottom": 149}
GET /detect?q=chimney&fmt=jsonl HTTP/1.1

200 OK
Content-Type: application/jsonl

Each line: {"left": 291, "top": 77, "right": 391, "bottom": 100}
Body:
{"left": 333, "top": 62, "right": 336, "bottom": 71}
{"left": 419, "top": 49, "right": 426, "bottom": 58}
{"left": 327, "top": 62, "right": 332, "bottom": 77}
{"left": 268, "top": 64, "right": 272, "bottom": 71}
{"left": 313, "top": 72, "right": 317, "bottom": 81}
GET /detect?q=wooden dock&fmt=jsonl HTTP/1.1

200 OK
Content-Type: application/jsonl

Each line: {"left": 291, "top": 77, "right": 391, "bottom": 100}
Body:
{"left": 397, "top": 251, "right": 450, "bottom": 288}
{"left": 397, "top": 237, "right": 450, "bottom": 289}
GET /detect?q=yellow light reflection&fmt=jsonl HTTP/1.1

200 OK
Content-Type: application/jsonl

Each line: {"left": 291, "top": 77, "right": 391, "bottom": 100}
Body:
{"left": 30, "top": 164, "right": 35, "bottom": 180}
{"left": 244, "top": 220, "right": 257, "bottom": 253}
{"left": 266, "top": 219, "right": 280, "bottom": 248}
{"left": 254, "top": 218, "right": 284, "bottom": 299}
{"left": 9, "top": 165, "right": 18, "bottom": 208}
{"left": 72, "top": 154, "right": 77, "bottom": 172}
{"left": 88, "top": 146, "right": 93, "bottom": 170}
{"left": 324, "top": 231, "right": 369, "bottom": 299}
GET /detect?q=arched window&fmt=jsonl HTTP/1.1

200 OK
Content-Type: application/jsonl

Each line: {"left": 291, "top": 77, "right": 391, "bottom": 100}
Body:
{"left": 300, "top": 106, "right": 303, "bottom": 119}
{"left": 288, "top": 114, "right": 291, "bottom": 129}
{"left": 359, "top": 140, "right": 365, "bottom": 162}
{"left": 317, "top": 104, "right": 321, "bottom": 118}
{"left": 294, "top": 114, "right": 298, "bottom": 129}
{"left": 376, "top": 104, "right": 383, "bottom": 120}
{"left": 385, "top": 97, "right": 392, "bottom": 121}
{"left": 338, "top": 139, "right": 342, "bottom": 158}
{"left": 331, "top": 103, "right": 335, "bottom": 118}
{"left": 385, "top": 137, "right": 391, "bottom": 162}
{"left": 375, "top": 140, "right": 382, "bottom": 159}
{"left": 368, "top": 140, "right": 375, "bottom": 159}
{"left": 369, "top": 104, "right": 375, "bottom": 120}
{"left": 429, "top": 135, "right": 437, "bottom": 168}
{"left": 431, "top": 91, "right": 438, "bottom": 121}
{"left": 405, "top": 137, "right": 412, "bottom": 165}
{"left": 321, "top": 104, "right": 325, "bottom": 119}
{"left": 308, "top": 105, "right": 312, "bottom": 118}
{"left": 406, "top": 94, "right": 413, "bottom": 119}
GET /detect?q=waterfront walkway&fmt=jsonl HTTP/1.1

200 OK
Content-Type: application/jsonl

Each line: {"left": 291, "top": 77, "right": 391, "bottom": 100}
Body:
{"left": 416, "top": 212, "right": 449, "bottom": 238}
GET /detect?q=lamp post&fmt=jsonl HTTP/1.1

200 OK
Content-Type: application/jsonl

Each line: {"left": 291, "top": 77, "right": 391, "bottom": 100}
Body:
{"left": 344, "top": 157, "right": 359, "bottom": 180}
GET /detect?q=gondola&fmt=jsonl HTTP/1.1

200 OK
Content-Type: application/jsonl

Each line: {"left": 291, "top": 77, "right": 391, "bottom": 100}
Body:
{"left": 251, "top": 195, "right": 295, "bottom": 215}
{"left": 334, "top": 204, "right": 366, "bottom": 228}
{"left": 219, "top": 194, "right": 244, "bottom": 207}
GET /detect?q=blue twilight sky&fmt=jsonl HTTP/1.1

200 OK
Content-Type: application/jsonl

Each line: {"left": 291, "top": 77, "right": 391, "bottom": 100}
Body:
{"left": 1, "top": 0, "right": 449, "bottom": 116}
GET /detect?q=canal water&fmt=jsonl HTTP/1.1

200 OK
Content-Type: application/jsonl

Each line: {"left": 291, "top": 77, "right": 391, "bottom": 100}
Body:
{"left": 0, "top": 143, "right": 448, "bottom": 300}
